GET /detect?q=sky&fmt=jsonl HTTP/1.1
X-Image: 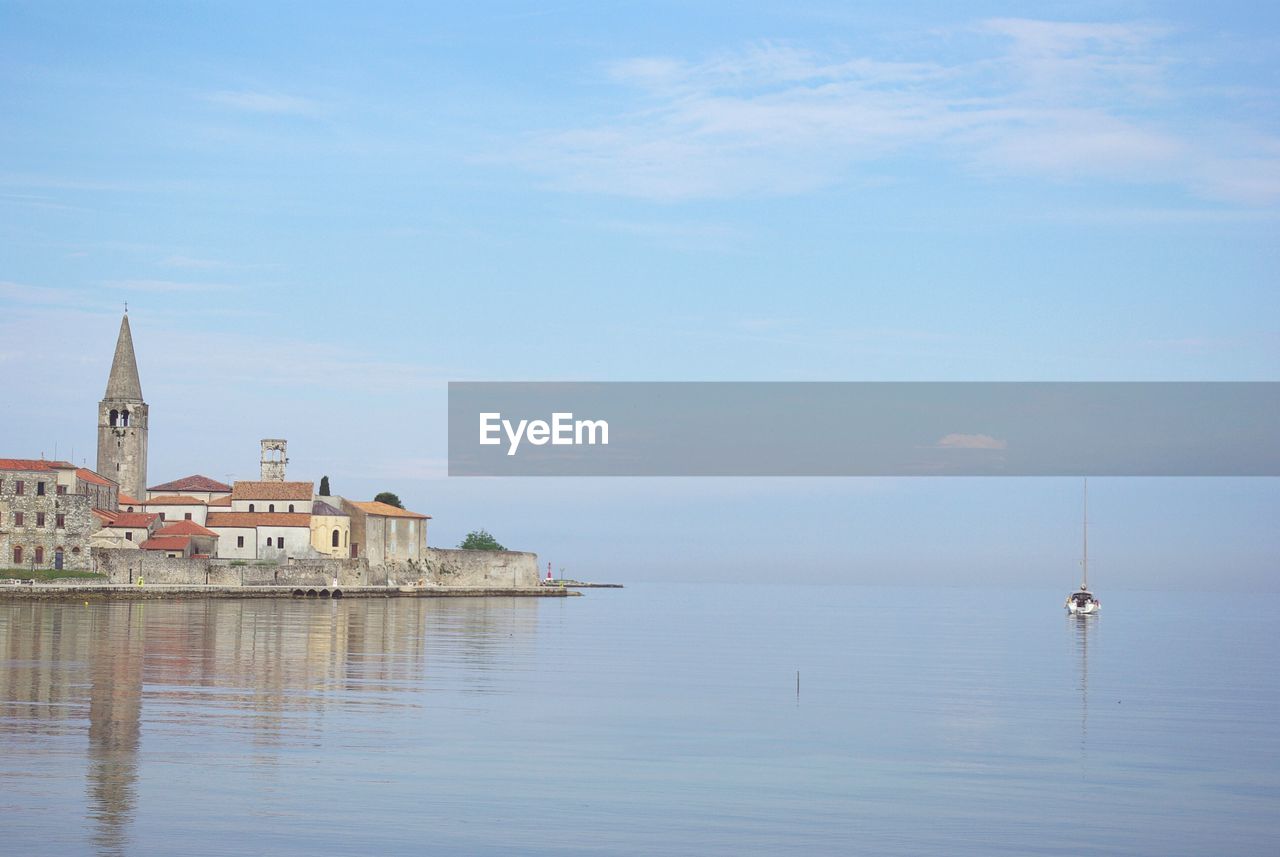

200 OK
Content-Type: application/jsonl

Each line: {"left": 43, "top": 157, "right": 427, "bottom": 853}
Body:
{"left": 2, "top": 2, "right": 1277, "bottom": 589}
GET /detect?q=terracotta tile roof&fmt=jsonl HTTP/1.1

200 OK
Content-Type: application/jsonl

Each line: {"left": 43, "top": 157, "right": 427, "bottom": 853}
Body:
{"left": 0, "top": 458, "right": 73, "bottom": 472}
{"left": 105, "top": 512, "right": 159, "bottom": 528}
{"left": 207, "top": 495, "right": 232, "bottom": 507}
{"left": 206, "top": 512, "right": 312, "bottom": 529}
{"left": 76, "top": 468, "right": 116, "bottom": 488}
{"left": 155, "top": 520, "right": 219, "bottom": 537}
{"left": 118, "top": 493, "right": 142, "bottom": 507}
{"left": 148, "top": 474, "right": 232, "bottom": 493}
{"left": 139, "top": 535, "right": 190, "bottom": 551}
{"left": 144, "top": 494, "right": 206, "bottom": 505}
{"left": 349, "top": 501, "right": 431, "bottom": 519}
{"left": 93, "top": 509, "right": 121, "bottom": 525}
{"left": 232, "top": 481, "right": 313, "bottom": 501}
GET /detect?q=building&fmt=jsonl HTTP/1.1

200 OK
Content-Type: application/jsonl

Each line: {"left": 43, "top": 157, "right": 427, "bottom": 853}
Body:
{"left": 140, "top": 520, "right": 219, "bottom": 558}
{"left": 141, "top": 495, "right": 209, "bottom": 525}
{"left": 96, "top": 313, "right": 148, "bottom": 501}
{"left": 259, "top": 439, "right": 288, "bottom": 481}
{"left": 309, "top": 500, "right": 351, "bottom": 558}
{"left": 1, "top": 459, "right": 119, "bottom": 571}
{"left": 205, "top": 512, "right": 312, "bottom": 560}
{"left": 145, "top": 475, "right": 231, "bottom": 503}
{"left": 90, "top": 511, "right": 159, "bottom": 550}
{"left": 342, "top": 500, "right": 430, "bottom": 565}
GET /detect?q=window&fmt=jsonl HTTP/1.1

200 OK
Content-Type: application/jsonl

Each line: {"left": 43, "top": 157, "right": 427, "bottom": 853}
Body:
{"left": 288, "top": 504, "right": 295, "bottom": 513}
{"left": 36, "top": 512, "right": 45, "bottom": 527}
{"left": 125, "top": 531, "right": 132, "bottom": 541}
{"left": 248, "top": 504, "right": 255, "bottom": 512}
{"left": 72, "top": 547, "right": 80, "bottom": 555}
{"left": 159, "top": 513, "right": 166, "bottom": 522}
{"left": 56, "top": 514, "right": 65, "bottom": 529}
{"left": 57, "top": 485, "right": 67, "bottom": 495}
{"left": 237, "top": 535, "right": 244, "bottom": 548}
{"left": 332, "top": 529, "right": 340, "bottom": 547}
{"left": 34, "top": 547, "right": 43, "bottom": 564}
{"left": 269, "top": 504, "right": 275, "bottom": 513}
{"left": 37, "top": 481, "right": 45, "bottom": 496}
{"left": 13, "top": 512, "right": 22, "bottom": 527}
{"left": 277, "top": 537, "right": 285, "bottom": 548}
{"left": 15, "top": 480, "right": 23, "bottom": 495}
{"left": 184, "top": 512, "right": 192, "bottom": 521}
{"left": 12, "top": 546, "right": 21, "bottom": 564}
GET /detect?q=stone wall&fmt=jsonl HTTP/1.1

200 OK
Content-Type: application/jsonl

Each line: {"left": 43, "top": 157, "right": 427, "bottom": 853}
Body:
{"left": 90, "top": 547, "right": 540, "bottom": 589}
{"left": 417, "top": 548, "right": 540, "bottom": 588}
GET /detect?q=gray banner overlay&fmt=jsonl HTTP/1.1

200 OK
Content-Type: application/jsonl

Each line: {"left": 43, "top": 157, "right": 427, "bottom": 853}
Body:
{"left": 448, "top": 382, "right": 1280, "bottom": 476}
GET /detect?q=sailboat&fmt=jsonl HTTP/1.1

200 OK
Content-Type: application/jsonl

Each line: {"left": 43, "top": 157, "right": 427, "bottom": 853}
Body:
{"left": 1066, "top": 479, "right": 1100, "bottom": 615}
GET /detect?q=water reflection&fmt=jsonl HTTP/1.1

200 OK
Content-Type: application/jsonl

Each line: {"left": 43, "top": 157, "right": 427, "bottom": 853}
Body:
{"left": 1070, "top": 613, "right": 1095, "bottom": 757}
{"left": 0, "top": 597, "right": 542, "bottom": 855}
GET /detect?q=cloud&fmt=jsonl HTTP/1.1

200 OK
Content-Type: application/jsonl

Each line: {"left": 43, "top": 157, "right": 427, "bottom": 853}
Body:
{"left": 205, "top": 90, "right": 321, "bottom": 115}
{"left": 936, "top": 433, "right": 1008, "bottom": 450}
{"left": 514, "top": 22, "right": 1280, "bottom": 205}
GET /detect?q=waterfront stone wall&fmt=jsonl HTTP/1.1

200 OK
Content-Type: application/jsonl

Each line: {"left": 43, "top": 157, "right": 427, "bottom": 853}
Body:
{"left": 417, "top": 548, "right": 540, "bottom": 588}
{"left": 91, "top": 547, "right": 539, "bottom": 589}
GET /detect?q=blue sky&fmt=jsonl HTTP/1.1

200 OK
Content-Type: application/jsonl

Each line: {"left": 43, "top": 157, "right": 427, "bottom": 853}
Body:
{"left": 2, "top": 2, "right": 1277, "bottom": 588}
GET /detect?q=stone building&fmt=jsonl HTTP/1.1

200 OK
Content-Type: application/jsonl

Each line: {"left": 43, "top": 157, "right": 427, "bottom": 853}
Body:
{"left": 145, "top": 475, "right": 231, "bottom": 503}
{"left": 96, "top": 313, "right": 148, "bottom": 501}
{"left": 342, "top": 500, "right": 430, "bottom": 565}
{"left": 259, "top": 440, "right": 288, "bottom": 482}
{"left": 1, "top": 459, "right": 118, "bottom": 571}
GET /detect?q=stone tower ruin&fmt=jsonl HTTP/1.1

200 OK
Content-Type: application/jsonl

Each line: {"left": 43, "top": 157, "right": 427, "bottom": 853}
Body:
{"left": 260, "top": 439, "right": 288, "bottom": 481}
{"left": 97, "top": 313, "right": 149, "bottom": 500}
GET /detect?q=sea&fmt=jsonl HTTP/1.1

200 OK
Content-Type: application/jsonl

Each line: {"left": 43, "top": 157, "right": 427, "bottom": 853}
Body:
{"left": 1, "top": 584, "right": 1276, "bottom": 856}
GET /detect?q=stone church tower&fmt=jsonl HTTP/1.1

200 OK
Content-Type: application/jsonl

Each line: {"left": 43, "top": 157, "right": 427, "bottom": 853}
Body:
{"left": 97, "top": 313, "right": 148, "bottom": 499}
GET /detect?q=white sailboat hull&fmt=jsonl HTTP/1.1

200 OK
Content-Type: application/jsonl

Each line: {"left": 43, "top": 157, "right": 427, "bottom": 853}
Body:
{"left": 1066, "top": 599, "right": 1099, "bottom": 615}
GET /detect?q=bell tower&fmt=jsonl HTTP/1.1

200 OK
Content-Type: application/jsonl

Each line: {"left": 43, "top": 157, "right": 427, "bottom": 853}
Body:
{"left": 96, "top": 312, "right": 148, "bottom": 499}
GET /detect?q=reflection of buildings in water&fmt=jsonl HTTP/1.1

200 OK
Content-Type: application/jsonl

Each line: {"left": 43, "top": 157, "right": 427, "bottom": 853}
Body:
{"left": 1, "top": 596, "right": 547, "bottom": 846}
{"left": 87, "top": 603, "right": 145, "bottom": 856}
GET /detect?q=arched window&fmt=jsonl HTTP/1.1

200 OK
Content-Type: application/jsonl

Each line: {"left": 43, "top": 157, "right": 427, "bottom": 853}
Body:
{"left": 13, "top": 546, "right": 21, "bottom": 564}
{"left": 248, "top": 504, "right": 255, "bottom": 512}
{"left": 269, "top": 504, "right": 275, "bottom": 513}
{"left": 332, "top": 529, "right": 340, "bottom": 547}
{"left": 288, "top": 504, "right": 295, "bottom": 513}
{"left": 120, "top": 409, "right": 130, "bottom": 427}
{"left": 34, "top": 547, "right": 44, "bottom": 564}
{"left": 109, "top": 409, "right": 119, "bottom": 427}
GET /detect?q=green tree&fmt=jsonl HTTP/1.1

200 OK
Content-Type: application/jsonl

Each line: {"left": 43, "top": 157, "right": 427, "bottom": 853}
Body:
{"left": 319, "top": 475, "right": 330, "bottom": 496}
{"left": 459, "top": 529, "right": 505, "bottom": 551}
{"left": 373, "top": 491, "right": 403, "bottom": 509}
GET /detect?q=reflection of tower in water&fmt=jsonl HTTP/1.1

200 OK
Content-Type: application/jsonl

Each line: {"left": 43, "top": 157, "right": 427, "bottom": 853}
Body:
{"left": 87, "top": 603, "right": 144, "bottom": 856}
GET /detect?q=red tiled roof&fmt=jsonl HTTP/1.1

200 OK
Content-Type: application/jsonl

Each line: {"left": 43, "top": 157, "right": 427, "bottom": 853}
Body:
{"left": 148, "top": 474, "right": 233, "bottom": 493}
{"left": 118, "top": 493, "right": 141, "bottom": 506}
{"left": 349, "top": 500, "right": 430, "bottom": 519}
{"left": 206, "top": 512, "right": 311, "bottom": 529}
{"left": 0, "top": 458, "right": 74, "bottom": 472}
{"left": 93, "top": 509, "right": 121, "bottom": 525}
{"left": 155, "top": 520, "right": 218, "bottom": 537}
{"left": 207, "top": 495, "right": 232, "bottom": 507}
{"left": 105, "top": 512, "right": 159, "bottom": 528}
{"left": 144, "top": 494, "right": 206, "bottom": 505}
{"left": 231, "top": 481, "right": 313, "bottom": 501}
{"left": 76, "top": 468, "right": 116, "bottom": 488}
{"left": 139, "top": 536, "right": 190, "bottom": 551}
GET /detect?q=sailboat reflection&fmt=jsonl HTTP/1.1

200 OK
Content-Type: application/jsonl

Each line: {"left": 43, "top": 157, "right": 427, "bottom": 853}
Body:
{"left": 1072, "top": 608, "right": 1092, "bottom": 755}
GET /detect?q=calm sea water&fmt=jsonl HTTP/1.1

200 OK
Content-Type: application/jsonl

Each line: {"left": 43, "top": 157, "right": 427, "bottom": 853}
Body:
{"left": 1, "top": 585, "right": 1276, "bottom": 856}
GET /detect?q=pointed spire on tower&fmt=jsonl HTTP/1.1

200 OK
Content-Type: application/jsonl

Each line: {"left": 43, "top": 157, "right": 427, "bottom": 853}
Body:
{"left": 104, "top": 313, "right": 144, "bottom": 400}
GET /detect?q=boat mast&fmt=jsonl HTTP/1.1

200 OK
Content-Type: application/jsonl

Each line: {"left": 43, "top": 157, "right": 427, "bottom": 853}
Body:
{"left": 1081, "top": 478, "right": 1089, "bottom": 591}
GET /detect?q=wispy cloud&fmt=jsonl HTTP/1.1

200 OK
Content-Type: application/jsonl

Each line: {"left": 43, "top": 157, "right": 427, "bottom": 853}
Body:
{"left": 515, "top": 21, "right": 1280, "bottom": 205}
{"left": 205, "top": 90, "right": 321, "bottom": 116}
